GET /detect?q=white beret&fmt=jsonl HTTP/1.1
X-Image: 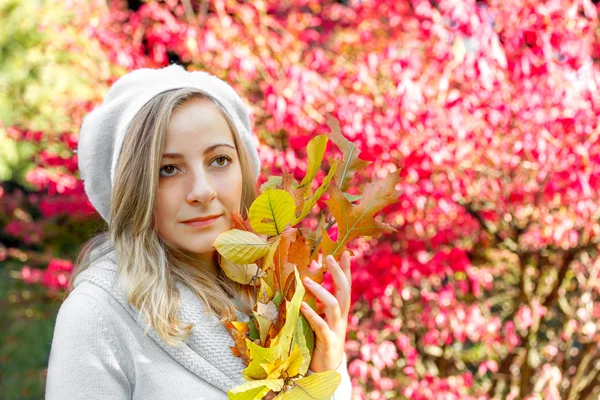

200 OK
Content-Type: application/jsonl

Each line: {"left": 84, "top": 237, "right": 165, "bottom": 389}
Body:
{"left": 76, "top": 63, "right": 261, "bottom": 224}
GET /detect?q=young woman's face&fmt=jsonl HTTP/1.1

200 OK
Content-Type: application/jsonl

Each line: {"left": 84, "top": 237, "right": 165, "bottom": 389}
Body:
{"left": 155, "top": 97, "right": 243, "bottom": 262}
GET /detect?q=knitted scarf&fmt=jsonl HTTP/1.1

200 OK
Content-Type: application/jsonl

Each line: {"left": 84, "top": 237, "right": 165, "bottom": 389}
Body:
{"left": 73, "top": 249, "right": 250, "bottom": 393}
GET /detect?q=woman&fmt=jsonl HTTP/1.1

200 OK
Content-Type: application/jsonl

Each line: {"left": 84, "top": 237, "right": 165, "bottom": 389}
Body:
{"left": 45, "top": 64, "right": 353, "bottom": 399}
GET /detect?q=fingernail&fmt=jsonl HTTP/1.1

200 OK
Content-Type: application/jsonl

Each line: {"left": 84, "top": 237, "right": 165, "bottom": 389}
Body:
{"left": 327, "top": 255, "right": 335, "bottom": 263}
{"left": 304, "top": 277, "right": 314, "bottom": 285}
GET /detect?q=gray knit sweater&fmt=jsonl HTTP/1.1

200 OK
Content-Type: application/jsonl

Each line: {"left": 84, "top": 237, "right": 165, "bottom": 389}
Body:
{"left": 45, "top": 250, "right": 352, "bottom": 399}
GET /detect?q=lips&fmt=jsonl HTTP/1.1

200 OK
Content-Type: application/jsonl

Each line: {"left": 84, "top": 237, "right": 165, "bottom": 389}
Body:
{"left": 181, "top": 214, "right": 222, "bottom": 223}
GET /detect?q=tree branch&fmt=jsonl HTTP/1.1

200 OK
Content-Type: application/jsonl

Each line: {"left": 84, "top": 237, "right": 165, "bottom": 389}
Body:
{"left": 457, "top": 199, "right": 518, "bottom": 253}
{"left": 541, "top": 248, "right": 578, "bottom": 309}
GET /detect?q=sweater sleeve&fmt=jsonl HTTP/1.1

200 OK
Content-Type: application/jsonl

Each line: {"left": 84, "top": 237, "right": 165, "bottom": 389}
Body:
{"left": 306, "top": 352, "right": 353, "bottom": 399}
{"left": 45, "top": 292, "right": 132, "bottom": 400}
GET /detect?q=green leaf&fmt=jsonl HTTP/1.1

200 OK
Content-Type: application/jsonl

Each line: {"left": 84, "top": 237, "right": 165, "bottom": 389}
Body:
{"left": 248, "top": 314, "right": 260, "bottom": 341}
{"left": 272, "top": 291, "right": 284, "bottom": 307}
{"left": 292, "top": 158, "right": 339, "bottom": 226}
{"left": 293, "top": 311, "right": 314, "bottom": 376}
{"left": 213, "top": 229, "right": 272, "bottom": 264}
{"left": 279, "top": 370, "right": 342, "bottom": 399}
{"left": 260, "top": 175, "right": 283, "bottom": 192}
{"left": 249, "top": 189, "right": 296, "bottom": 236}
{"left": 227, "top": 378, "right": 284, "bottom": 400}
{"left": 343, "top": 192, "right": 362, "bottom": 202}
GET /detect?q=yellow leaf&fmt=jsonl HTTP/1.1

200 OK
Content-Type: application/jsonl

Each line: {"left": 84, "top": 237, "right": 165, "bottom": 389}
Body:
{"left": 279, "top": 370, "right": 341, "bottom": 399}
{"left": 253, "top": 312, "right": 273, "bottom": 346}
{"left": 269, "top": 267, "right": 305, "bottom": 351}
{"left": 260, "top": 358, "right": 288, "bottom": 379}
{"left": 244, "top": 340, "right": 283, "bottom": 380}
{"left": 213, "top": 229, "right": 272, "bottom": 264}
{"left": 260, "top": 344, "right": 303, "bottom": 379}
{"left": 298, "top": 134, "right": 328, "bottom": 191}
{"left": 220, "top": 258, "right": 265, "bottom": 285}
{"left": 262, "top": 236, "right": 282, "bottom": 273}
{"left": 258, "top": 277, "right": 274, "bottom": 302}
{"left": 243, "top": 267, "right": 306, "bottom": 379}
{"left": 227, "top": 378, "right": 284, "bottom": 400}
{"left": 230, "top": 321, "right": 249, "bottom": 332}
{"left": 286, "top": 344, "right": 304, "bottom": 378}
{"left": 249, "top": 189, "right": 296, "bottom": 236}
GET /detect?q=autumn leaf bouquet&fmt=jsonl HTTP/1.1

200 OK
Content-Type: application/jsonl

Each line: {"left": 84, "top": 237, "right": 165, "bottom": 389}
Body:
{"left": 213, "top": 114, "right": 401, "bottom": 399}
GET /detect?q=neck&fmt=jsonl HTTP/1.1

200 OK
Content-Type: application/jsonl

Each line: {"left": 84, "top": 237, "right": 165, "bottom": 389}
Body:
{"left": 182, "top": 249, "right": 219, "bottom": 279}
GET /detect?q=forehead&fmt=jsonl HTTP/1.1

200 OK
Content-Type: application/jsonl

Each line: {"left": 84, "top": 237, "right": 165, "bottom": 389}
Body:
{"left": 163, "top": 98, "right": 236, "bottom": 154}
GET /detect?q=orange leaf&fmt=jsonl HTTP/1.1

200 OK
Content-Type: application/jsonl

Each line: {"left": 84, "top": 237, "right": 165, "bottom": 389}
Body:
{"left": 227, "top": 321, "right": 250, "bottom": 364}
{"left": 326, "top": 113, "right": 372, "bottom": 191}
{"left": 272, "top": 229, "right": 296, "bottom": 294}
{"left": 278, "top": 166, "right": 309, "bottom": 216}
{"left": 321, "top": 171, "right": 401, "bottom": 260}
{"left": 230, "top": 211, "right": 252, "bottom": 232}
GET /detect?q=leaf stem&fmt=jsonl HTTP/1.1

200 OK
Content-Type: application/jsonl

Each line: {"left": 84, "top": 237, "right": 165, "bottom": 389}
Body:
{"left": 252, "top": 259, "right": 262, "bottom": 306}
{"left": 310, "top": 218, "right": 337, "bottom": 258}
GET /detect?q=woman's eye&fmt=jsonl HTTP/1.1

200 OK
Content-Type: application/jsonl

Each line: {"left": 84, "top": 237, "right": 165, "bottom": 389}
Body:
{"left": 159, "top": 165, "right": 179, "bottom": 178}
{"left": 159, "top": 157, "right": 231, "bottom": 178}
{"left": 212, "top": 156, "right": 232, "bottom": 168}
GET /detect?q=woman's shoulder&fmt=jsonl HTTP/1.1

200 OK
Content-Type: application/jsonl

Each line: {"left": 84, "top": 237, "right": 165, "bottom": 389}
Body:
{"left": 55, "top": 281, "right": 123, "bottom": 336}
{"left": 47, "top": 282, "right": 134, "bottom": 398}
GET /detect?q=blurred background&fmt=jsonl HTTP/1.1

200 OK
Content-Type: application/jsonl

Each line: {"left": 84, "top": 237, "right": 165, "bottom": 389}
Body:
{"left": 2, "top": 0, "right": 600, "bottom": 398}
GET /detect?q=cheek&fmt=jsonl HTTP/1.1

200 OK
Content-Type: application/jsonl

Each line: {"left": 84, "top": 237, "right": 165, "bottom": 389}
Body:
{"left": 154, "top": 189, "right": 176, "bottom": 223}
{"left": 222, "top": 167, "right": 243, "bottom": 212}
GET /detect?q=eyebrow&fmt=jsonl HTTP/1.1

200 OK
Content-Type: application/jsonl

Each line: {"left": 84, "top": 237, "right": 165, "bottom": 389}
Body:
{"left": 162, "top": 143, "right": 236, "bottom": 159}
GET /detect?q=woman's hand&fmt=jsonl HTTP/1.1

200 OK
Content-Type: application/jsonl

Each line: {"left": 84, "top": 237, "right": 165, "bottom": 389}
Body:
{"left": 300, "top": 250, "right": 352, "bottom": 373}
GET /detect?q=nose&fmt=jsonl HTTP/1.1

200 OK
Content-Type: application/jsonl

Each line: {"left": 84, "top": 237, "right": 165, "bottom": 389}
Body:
{"left": 186, "top": 166, "right": 217, "bottom": 206}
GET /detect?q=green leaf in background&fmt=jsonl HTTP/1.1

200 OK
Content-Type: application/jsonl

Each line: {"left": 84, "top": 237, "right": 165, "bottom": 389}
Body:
{"left": 342, "top": 192, "right": 362, "bottom": 202}
{"left": 260, "top": 176, "right": 283, "bottom": 192}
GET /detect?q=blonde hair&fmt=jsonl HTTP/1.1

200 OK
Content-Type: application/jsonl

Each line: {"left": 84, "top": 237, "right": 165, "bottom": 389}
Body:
{"left": 68, "top": 88, "right": 259, "bottom": 346}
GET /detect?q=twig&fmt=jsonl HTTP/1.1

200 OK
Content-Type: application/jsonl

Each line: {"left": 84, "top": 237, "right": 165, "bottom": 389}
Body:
{"left": 310, "top": 218, "right": 337, "bottom": 258}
